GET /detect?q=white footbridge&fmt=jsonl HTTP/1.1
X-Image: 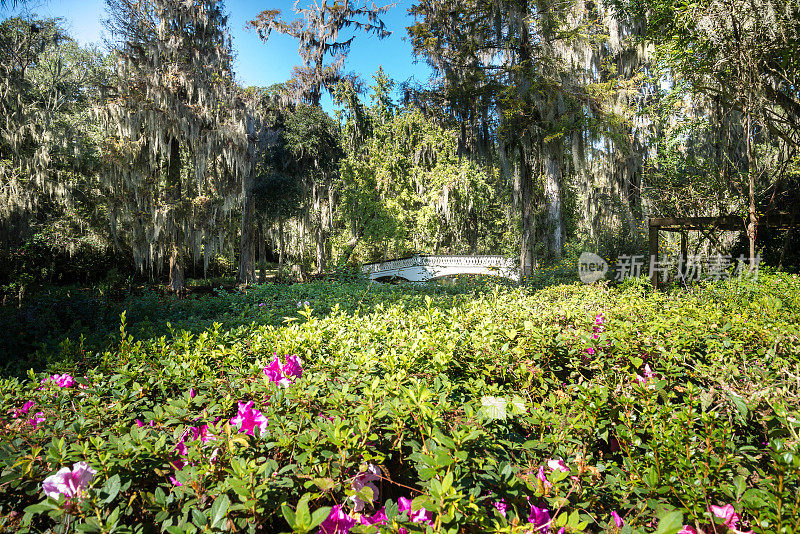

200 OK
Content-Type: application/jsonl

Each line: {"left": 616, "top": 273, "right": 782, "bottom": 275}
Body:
{"left": 362, "top": 255, "right": 519, "bottom": 282}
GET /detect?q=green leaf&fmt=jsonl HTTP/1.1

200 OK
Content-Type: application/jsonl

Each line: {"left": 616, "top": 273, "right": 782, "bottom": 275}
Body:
{"left": 102, "top": 474, "right": 121, "bottom": 504}
{"left": 281, "top": 503, "right": 297, "bottom": 529}
{"left": 480, "top": 396, "right": 507, "bottom": 420}
{"left": 191, "top": 508, "right": 208, "bottom": 527}
{"left": 23, "top": 501, "right": 59, "bottom": 515}
{"left": 655, "top": 511, "right": 684, "bottom": 534}
{"left": 310, "top": 507, "right": 332, "bottom": 530}
{"left": 312, "top": 477, "right": 336, "bottom": 491}
{"left": 733, "top": 475, "right": 746, "bottom": 500}
{"left": 210, "top": 494, "right": 230, "bottom": 529}
{"left": 510, "top": 395, "right": 526, "bottom": 415}
{"left": 295, "top": 493, "right": 312, "bottom": 531}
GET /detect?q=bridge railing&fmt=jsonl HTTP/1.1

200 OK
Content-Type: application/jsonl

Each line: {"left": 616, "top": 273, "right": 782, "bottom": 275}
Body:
{"left": 363, "top": 255, "right": 516, "bottom": 274}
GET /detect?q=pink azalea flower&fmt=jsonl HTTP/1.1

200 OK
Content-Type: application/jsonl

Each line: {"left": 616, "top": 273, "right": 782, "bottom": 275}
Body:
{"left": 398, "top": 496, "right": 434, "bottom": 524}
{"left": 12, "top": 400, "right": 35, "bottom": 418}
{"left": 359, "top": 506, "right": 388, "bottom": 526}
{"left": 585, "top": 347, "right": 595, "bottom": 355}
{"left": 611, "top": 510, "right": 624, "bottom": 527}
{"left": 230, "top": 401, "right": 269, "bottom": 436}
{"left": 264, "top": 354, "right": 304, "bottom": 388}
{"left": 493, "top": 499, "right": 508, "bottom": 517}
{"left": 595, "top": 313, "right": 605, "bottom": 326}
{"left": 349, "top": 464, "right": 382, "bottom": 512}
{"left": 189, "top": 388, "right": 196, "bottom": 399}
{"left": 41, "top": 374, "right": 76, "bottom": 388}
{"left": 537, "top": 465, "right": 553, "bottom": 490}
{"left": 29, "top": 412, "right": 45, "bottom": 428}
{"left": 188, "top": 424, "right": 215, "bottom": 444}
{"left": 171, "top": 456, "right": 187, "bottom": 470}
{"left": 284, "top": 355, "right": 303, "bottom": 379}
{"left": 547, "top": 458, "right": 569, "bottom": 472}
{"left": 264, "top": 357, "right": 287, "bottom": 386}
{"left": 528, "top": 505, "right": 552, "bottom": 532}
{"left": 42, "top": 462, "right": 96, "bottom": 501}
{"left": 636, "top": 364, "right": 655, "bottom": 385}
{"left": 319, "top": 504, "right": 357, "bottom": 534}
{"left": 169, "top": 476, "right": 183, "bottom": 487}
{"left": 135, "top": 419, "right": 156, "bottom": 428}
{"left": 709, "top": 504, "right": 740, "bottom": 529}
{"left": 175, "top": 441, "right": 188, "bottom": 457}
{"left": 678, "top": 526, "right": 698, "bottom": 534}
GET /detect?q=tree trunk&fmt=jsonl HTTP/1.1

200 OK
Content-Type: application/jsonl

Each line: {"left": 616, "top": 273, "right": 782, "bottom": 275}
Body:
{"left": 544, "top": 138, "right": 563, "bottom": 260}
{"left": 278, "top": 219, "right": 285, "bottom": 267}
{"left": 169, "top": 244, "right": 185, "bottom": 294}
{"left": 746, "top": 111, "right": 757, "bottom": 268}
{"left": 238, "top": 171, "right": 256, "bottom": 285}
{"left": 313, "top": 182, "right": 327, "bottom": 274}
{"left": 516, "top": 148, "right": 536, "bottom": 278}
{"left": 316, "top": 224, "right": 326, "bottom": 274}
{"left": 167, "top": 137, "right": 185, "bottom": 294}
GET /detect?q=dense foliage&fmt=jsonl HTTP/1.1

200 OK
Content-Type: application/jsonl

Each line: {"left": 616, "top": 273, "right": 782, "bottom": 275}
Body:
{"left": 2, "top": 273, "right": 799, "bottom": 532}
{"left": 2, "top": 0, "right": 798, "bottom": 293}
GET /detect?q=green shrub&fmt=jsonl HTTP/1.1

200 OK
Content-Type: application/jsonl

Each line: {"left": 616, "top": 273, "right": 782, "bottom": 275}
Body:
{"left": 1, "top": 274, "right": 799, "bottom": 533}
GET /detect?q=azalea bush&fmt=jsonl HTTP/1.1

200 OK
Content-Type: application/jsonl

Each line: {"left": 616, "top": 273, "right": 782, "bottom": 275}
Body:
{"left": 1, "top": 273, "right": 800, "bottom": 533}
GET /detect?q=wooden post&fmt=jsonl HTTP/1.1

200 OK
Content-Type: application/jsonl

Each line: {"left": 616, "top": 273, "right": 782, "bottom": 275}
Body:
{"left": 680, "top": 231, "right": 687, "bottom": 281}
{"left": 649, "top": 221, "right": 659, "bottom": 289}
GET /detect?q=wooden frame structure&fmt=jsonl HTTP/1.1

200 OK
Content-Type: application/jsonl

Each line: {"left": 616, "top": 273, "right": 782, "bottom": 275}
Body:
{"left": 648, "top": 214, "right": 798, "bottom": 288}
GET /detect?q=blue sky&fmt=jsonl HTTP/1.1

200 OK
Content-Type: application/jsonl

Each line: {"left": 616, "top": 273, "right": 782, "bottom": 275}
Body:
{"left": 5, "top": 0, "right": 432, "bottom": 110}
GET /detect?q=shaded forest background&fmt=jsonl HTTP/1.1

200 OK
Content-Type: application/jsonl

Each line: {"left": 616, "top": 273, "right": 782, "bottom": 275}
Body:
{"left": 1, "top": 0, "right": 799, "bottom": 297}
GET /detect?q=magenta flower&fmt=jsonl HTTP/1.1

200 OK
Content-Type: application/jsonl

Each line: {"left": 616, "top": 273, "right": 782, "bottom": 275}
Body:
{"left": 349, "top": 464, "right": 382, "bottom": 512}
{"left": 611, "top": 510, "right": 624, "bottom": 527}
{"left": 41, "top": 374, "right": 75, "bottom": 388}
{"left": 135, "top": 419, "right": 156, "bottom": 428}
{"left": 585, "top": 347, "right": 595, "bottom": 356}
{"left": 29, "top": 412, "right": 45, "bottom": 428}
{"left": 12, "top": 400, "right": 35, "bottom": 418}
{"left": 537, "top": 465, "right": 553, "bottom": 491}
{"left": 42, "top": 462, "right": 96, "bottom": 501}
{"left": 547, "top": 458, "right": 569, "bottom": 472}
{"left": 493, "top": 499, "right": 508, "bottom": 517}
{"left": 359, "top": 506, "right": 388, "bottom": 526}
{"left": 189, "top": 388, "right": 196, "bottom": 399}
{"left": 169, "top": 475, "right": 183, "bottom": 487}
{"left": 230, "top": 401, "right": 269, "bottom": 436}
{"left": 709, "top": 503, "right": 741, "bottom": 529}
{"left": 188, "top": 424, "right": 215, "bottom": 444}
{"left": 264, "top": 354, "right": 303, "bottom": 388}
{"left": 528, "top": 505, "right": 552, "bottom": 532}
{"left": 174, "top": 441, "right": 188, "bottom": 457}
{"left": 319, "top": 504, "right": 357, "bottom": 534}
{"left": 678, "top": 526, "right": 698, "bottom": 534}
{"left": 595, "top": 313, "right": 605, "bottom": 326}
{"left": 398, "top": 496, "right": 434, "bottom": 524}
{"left": 636, "top": 364, "right": 655, "bottom": 385}
{"left": 284, "top": 355, "right": 303, "bottom": 379}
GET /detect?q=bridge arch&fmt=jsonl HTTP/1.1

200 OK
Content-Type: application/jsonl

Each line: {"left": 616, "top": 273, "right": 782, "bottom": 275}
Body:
{"left": 362, "top": 255, "right": 519, "bottom": 283}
